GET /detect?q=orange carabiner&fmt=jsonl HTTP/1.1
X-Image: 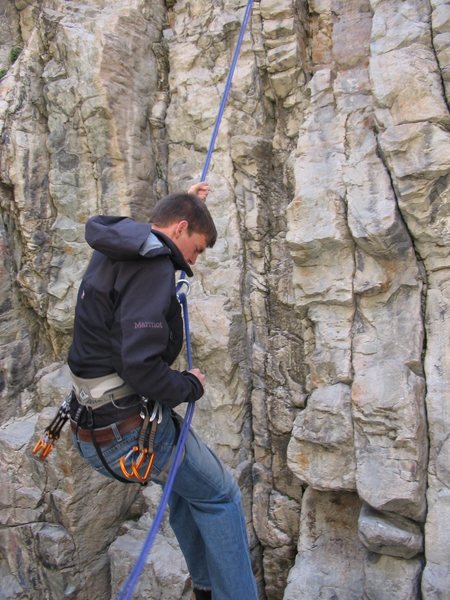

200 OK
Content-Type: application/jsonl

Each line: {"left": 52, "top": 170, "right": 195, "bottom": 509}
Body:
{"left": 131, "top": 450, "right": 155, "bottom": 483}
{"left": 118, "top": 402, "right": 159, "bottom": 483}
{"left": 32, "top": 434, "right": 55, "bottom": 460}
{"left": 119, "top": 446, "right": 140, "bottom": 479}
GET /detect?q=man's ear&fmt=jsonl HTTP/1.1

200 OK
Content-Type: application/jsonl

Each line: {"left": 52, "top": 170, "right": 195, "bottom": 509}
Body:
{"left": 174, "top": 220, "right": 189, "bottom": 238}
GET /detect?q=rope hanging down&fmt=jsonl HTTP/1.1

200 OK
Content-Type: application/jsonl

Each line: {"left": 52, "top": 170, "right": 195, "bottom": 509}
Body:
{"left": 117, "top": 2, "right": 254, "bottom": 598}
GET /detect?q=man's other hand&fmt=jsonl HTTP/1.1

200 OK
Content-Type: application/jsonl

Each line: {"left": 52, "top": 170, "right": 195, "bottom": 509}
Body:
{"left": 188, "top": 182, "right": 209, "bottom": 201}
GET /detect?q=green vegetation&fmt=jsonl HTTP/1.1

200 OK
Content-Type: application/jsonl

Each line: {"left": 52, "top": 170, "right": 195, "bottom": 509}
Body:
{"left": 0, "top": 47, "right": 22, "bottom": 79}
{"left": 9, "top": 47, "right": 21, "bottom": 64}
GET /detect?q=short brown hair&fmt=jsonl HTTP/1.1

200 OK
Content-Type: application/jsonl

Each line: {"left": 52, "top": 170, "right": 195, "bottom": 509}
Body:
{"left": 150, "top": 193, "right": 217, "bottom": 247}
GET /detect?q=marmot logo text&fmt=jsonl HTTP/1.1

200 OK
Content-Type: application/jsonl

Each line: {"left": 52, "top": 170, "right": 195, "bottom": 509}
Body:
{"left": 134, "top": 321, "right": 163, "bottom": 329}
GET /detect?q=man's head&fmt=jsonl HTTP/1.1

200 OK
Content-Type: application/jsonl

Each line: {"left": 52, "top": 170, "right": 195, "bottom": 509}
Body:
{"left": 150, "top": 192, "right": 217, "bottom": 266}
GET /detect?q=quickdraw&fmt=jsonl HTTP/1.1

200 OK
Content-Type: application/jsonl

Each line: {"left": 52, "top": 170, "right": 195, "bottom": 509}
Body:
{"left": 119, "top": 399, "right": 162, "bottom": 484}
{"left": 32, "top": 392, "right": 72, "bottom": 460}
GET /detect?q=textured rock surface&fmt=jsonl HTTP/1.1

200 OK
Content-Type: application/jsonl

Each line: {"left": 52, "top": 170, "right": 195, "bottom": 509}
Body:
{"left": 284, "top": 488, "right": 365, "bottom": 600}
{"left": 358, "top": 503, "right": 423, "bottom": 559}
{"left": 0, "top": 0, "right": 449, "bottom": 598}
{"left": 287, "top": 383, "right": 356, "bottom": 490}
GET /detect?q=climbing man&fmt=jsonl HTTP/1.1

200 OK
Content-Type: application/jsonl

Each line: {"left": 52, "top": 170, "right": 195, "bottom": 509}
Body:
{"left": 67, "top": 182, "right": 259, "bottom": 600}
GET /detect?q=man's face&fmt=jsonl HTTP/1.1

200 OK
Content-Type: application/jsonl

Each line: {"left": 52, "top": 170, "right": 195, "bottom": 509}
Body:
{"left": 174, "top": 224, "right": 208, "bottom": 266}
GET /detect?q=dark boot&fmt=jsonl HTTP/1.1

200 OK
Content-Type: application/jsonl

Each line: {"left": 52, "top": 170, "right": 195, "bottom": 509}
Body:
{"left": 191, "top": 589, "right": 212, "bottom": 600}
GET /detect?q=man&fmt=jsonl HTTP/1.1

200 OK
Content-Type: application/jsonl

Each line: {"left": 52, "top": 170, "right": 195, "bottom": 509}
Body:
{"left": 67, "top": 183, "right": 258, "bottom": 600}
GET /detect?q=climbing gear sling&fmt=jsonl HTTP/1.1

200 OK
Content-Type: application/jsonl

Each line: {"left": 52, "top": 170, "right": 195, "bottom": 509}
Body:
{"left": 32, "top": 391, "right": 73, "bottom": 460}
{"left": 118, "top": 399, "right": 162, "bottom": 483}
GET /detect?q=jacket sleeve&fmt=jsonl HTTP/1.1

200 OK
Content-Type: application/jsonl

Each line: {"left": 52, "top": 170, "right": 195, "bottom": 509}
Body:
{"left": 114, "top": 259, "right": 204, "bottom": 408}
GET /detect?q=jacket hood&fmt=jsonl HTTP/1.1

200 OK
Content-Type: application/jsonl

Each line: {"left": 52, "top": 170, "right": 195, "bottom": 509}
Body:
{"left": 85, "top": 216, "right": 193, "bottom": 276}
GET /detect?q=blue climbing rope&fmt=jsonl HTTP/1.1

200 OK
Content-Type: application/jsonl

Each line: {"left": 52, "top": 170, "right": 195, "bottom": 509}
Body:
{"left": 117, "top": 1, "right": 254, "bottom": 597}
{"left": 201, "top": 0, "right": 255, "bottom": 182}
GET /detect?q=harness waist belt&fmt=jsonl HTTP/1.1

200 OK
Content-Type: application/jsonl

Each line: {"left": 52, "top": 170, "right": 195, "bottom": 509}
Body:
{"left": 71, "top": 414, "right": 142, "bottom": 446}
{"left": 70, "top": 370, "right": 136, "bottom": 409}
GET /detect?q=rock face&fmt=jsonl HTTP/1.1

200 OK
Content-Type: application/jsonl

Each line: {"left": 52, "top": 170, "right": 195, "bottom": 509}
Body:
{"left": 0, "top": 0, "right": 449, "bottom": 599}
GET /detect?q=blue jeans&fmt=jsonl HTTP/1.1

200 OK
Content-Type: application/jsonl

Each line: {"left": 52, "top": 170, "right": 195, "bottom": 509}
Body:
{"left": 72, "top": 405, "right": 258, "bottom": 600}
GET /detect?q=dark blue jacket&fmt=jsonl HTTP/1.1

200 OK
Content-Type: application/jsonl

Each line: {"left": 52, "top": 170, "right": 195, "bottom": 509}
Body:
{"left": 68, "top": 216, "right": 203, "bottom": 421}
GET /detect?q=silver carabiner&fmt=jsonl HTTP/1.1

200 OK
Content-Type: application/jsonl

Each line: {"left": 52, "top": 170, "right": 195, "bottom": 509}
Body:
{"left": 176, "top": 278, "right": 191, "bottom": 297}
{"left": 150, "top": 401, "right": 163, "bottom": 424}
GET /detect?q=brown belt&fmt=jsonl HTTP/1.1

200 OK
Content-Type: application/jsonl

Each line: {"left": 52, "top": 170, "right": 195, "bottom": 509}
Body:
{"left": 71, "top": 414, "right": 143, "bottom": 446}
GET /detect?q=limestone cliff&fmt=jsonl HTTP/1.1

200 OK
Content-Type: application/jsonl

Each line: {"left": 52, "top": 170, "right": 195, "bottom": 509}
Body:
{"left": 0, "top": 0, "right": 449, "bottom": 598}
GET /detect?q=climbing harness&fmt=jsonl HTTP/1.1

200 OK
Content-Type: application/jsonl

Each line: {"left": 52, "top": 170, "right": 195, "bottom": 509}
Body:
{"left": 33, "top": 371, "right": 136, "bottom": 462}
{"left": 32, "top": 391, "right": 72, "bottom": 460}
{"left": 70, "top": 371, "right": 135, "bottom": 409}
{"left": 117, "top": 1, "right": 255, "bottom": 598}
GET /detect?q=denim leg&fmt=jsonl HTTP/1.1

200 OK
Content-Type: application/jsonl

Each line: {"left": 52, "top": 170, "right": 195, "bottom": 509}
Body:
{"left": 168, "top": 491, "right": 211, "bottom": 589}
{"left": 170, "top": 428, "right": 258, "bottom": 600}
